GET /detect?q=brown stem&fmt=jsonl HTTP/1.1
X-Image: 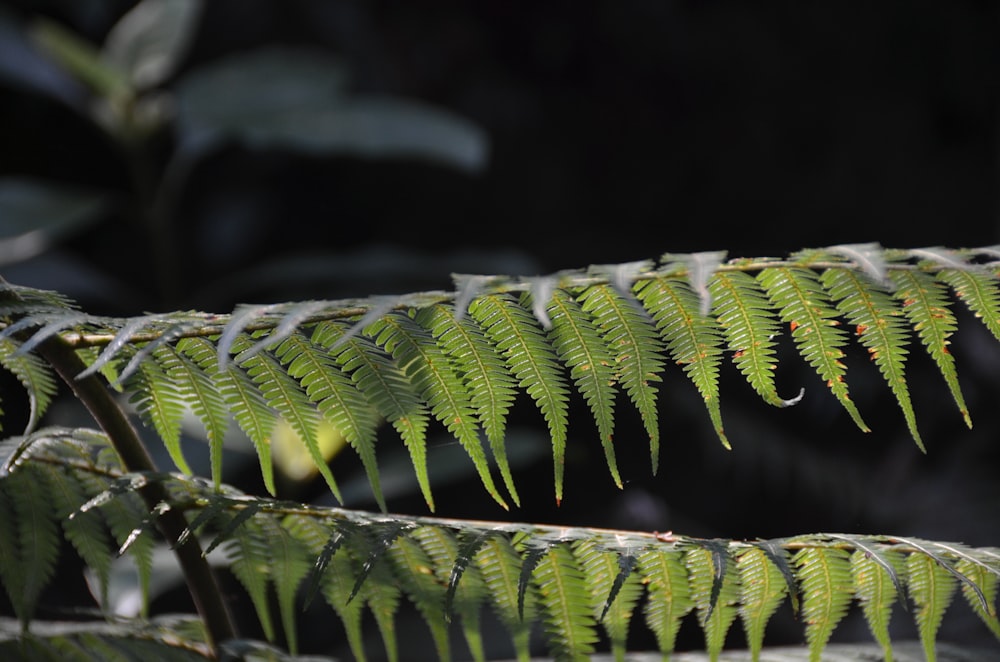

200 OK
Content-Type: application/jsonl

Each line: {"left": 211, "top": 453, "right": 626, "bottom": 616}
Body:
{"left": 37, "top": 336, "right": 237, "bottom": 656}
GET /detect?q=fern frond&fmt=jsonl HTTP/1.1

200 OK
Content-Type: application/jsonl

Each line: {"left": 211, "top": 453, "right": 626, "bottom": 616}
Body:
{"left": 416, "top": 304, "right": 520, "bottom": 507}
{"left": 231, "top": 333, "right": 337, "bottom": 501}
{"left": 2, "top": 462, "right": 62, "bottom": 626}
{"left": 955, "top": 556, "right": 1000, "bottom": 639}
{"left": 387, "top": 528, "right": 451, "bottom": 661}
{"left": 635, "top": 275, "right": 727, "bottom": 448}
{"left": 418, "top": 524, "right": 489, "bottom": 662}
{"left": 907, "top": 550, "right": 959, "bottom": 662}
{"left": 367, "top": 312, "right": 507, "bottom": 509}
{"left": 269, "top": 515, "right": 313, "bottom": 655}
{"left": 158, "top": 341, "right": 230, "bottom": 488}
{"left": 206, "top": 336, "right": 278, "bottom": 496}
{"left": 794, "top": 545, "right": 854, "bottom": 662}
{"left": 579, "top": 283, "right": 665, "bottom": 472}
{"left": 890, "top": 268, "right": 971, "bottom": 428}
{"left": 224, "top": 511, "right": 277, "bottom": 643}
{"left": 758, "top": 266, "right": 870, "bottom": 431}
{"left": 272, "top": 333, "right": 383, "bottom": 510}
{"left": 574, "top": 539, "right": 642, "bottom": 662}
{"left": 314, "top": 321, "right": 434, "bottom": 510}
{"left": 709, "top": 271, "right": 788, "bottom": 407}
{"left": 850, "top": 546, "right": 905, "bottom": 661}
{"left": 41, "top": 464, "right": 115, "bottom": 609}
{"left": 532, "top": 542, "right": 598, "bottom": 661}
{"left": 469, "top": 294, "right": 569, "bottom": 503}
{"left": 687, "top": 542, "right": 740, "bottom": 661}
{"left": 736, "top": 545, "right": 789, "bottom": 661}
{"left": 544, "top": 288, "right": 618, "bottom": 487}
{"left": 475, "top": 533, "right": 535, "bottom": 662}
{"left": 124, "top": 349, "right": 191, "bottom": 475}
{"left": 821, "top": 267, "right": 923, "bottom": 450}
{"left": 637, "top": 546, "right": 693, "bottom": 656}
{"left": 0, "top": 337, "right": 58, "bottom": 434}
{"left": 939, "top": 267, "right": 1000, "bottom": 342}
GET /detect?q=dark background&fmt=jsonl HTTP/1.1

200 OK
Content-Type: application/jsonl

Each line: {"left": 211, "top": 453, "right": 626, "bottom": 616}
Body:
{"left": 1, "top": 1, "right": 999, "bottom": 659}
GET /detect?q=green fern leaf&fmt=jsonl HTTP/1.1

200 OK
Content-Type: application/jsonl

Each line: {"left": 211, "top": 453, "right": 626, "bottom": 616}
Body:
{"left": 545, "top": 288, "right": 619, "bottom": 487}
{"left": 637, "top": 546, "right": 693, "bottom": 656}
{"left": 890, "top": 268, "right": 971, "bottom": 428}
{"left": 418, "top": 525, "right": 488, "bottom": 662}
{"left": 268, "top": 516, "right": 312, "bottom": 656}
{"left": 416, "top": 304, "right": 520, "bottom": 507}
{"left": 0, "top": 483, "right": 26, "bottom": 623}
{"left": 0, "top": 337, "right": 58, "bottom": 434}
{"left": 42, "top": 465, "right": 115, "bottom": 609}
{"left": 758, "top": 267, "right": 870, "bottom": 432}
{"left": 124, "top": 350, "right": 191, "bottom": 475}
{"left": 232, "top": 334, "right": 340, "bottom": 502}
{"left": 574, "top": 540, "right": 642, "bottom": 662}
{"left": 850, "top": 546, "right": 905, "bottom": 661}
{"left": 387, "top": 529, "right": 451, "bottom": 661}
{"left": 64, "top": 463, "right": 155, "bottom": 619}
{"left": 314, "top": 321, "right": 435, "bottom": 510}
{"left": 225, "top": 513, "right": 276, "bottom": 643}
{"left": 207, "top": 336, "right": 278, "bottom": 497}
{"left": 736, "top": 545, "right": 789, "bottom": 661}
{"left": 160, "top": 340, "right": 230, "bottom": 489}
{"left": 907, "top": 551, "right": 959, "bottom": 662}
{"left": 710, "top": 271, "right": 787, "bottom": 407}
{"left": 579, "top": 284, "right": 664, "bottom": 472}
{"left": 821, "top": 267, "right": 923, "bottom": 450}
{"left": 285, "top": 515, "right": 369, "bottom": 662}
{"left": 955, "top": 557, "right": 1000, "bottom": 639}
{"left": 367, "top": 311, "right": 507, "bottom": 509}
{"left": 532, "top": 543, "right": 598, "bottom": 661}
{"left": 476, "top": 534, "right": 535, "bottom": 662}
{"left": 272, "top": 333, "right": 384, "bottom": 510}
{"left": 636, "top": 276, "right": 727, "bottom": 448}
{"left": 939, "top": 267, "right": 1000, "bottom": 342}
{"left": 469, "top": 294, "right": 569, "bottom": 503}
{"left": 794, "top": 546, "right": 854, "bottom": 662}
{"left": 687, "top": 543, "right": 740, "bottom": 662}
{"left": 361, "top": 552, "right": 404, "bottom": 662}
{"left": 4, "top": 463, "right": 62, "bottom": 626}
{"left": 444, "top": 529, "right": 495, "bottom": 620}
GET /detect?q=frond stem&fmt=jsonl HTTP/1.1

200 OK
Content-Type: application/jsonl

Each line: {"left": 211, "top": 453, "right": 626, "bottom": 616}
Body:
{"left": 35, "top": 335, "right": 238, "bottom": 657}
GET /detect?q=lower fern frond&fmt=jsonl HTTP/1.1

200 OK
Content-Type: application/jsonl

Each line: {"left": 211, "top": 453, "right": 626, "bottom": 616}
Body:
{"left": 2, "top": 429, "right": 997, "bottom": 661}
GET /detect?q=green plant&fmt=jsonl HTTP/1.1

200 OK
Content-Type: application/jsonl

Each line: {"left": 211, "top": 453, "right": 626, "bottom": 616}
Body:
{"left": 1, "top": 245, "right": 999, "bottom": 661}
{"left": 1, "top": 2, "right": 999, "bottom": 661}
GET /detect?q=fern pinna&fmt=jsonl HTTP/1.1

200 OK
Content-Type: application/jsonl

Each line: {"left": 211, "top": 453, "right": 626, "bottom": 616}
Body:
{"left": 0, "top": 244, "right": 999, "bottom": 660}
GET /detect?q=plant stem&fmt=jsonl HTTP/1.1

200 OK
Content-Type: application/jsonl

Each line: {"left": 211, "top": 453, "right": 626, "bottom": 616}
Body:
{"left": 37, "top": 336, "right": 237, "bottom": 656}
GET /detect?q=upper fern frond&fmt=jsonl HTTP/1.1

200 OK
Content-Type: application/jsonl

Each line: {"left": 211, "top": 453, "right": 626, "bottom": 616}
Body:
{"left": 1, "top": 245, "right": 998, "bottom": 509}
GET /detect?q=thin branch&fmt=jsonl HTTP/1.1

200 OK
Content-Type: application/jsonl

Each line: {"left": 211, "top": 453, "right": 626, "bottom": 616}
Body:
{"left": 35, "top": 336, "right": 237, "bottom": 656}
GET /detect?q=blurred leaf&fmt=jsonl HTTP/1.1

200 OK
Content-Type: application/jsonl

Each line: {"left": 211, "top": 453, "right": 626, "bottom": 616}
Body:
{"left": 272, "top": 417, "right": 348, "bottom": 483}
{"left": 175, "top": 47, "right": 488, "bottom": 172}
{"left": 0, "top": 8, "right": 87, "bottom": 106}
{"left": 0, "top": 178, "right": 109, "bottom": 266}
{"left": 102, "top": 0, "right": 202, "bottom": 90}
{"left": 30, "top": 17, "right": 130, "bottom": 101}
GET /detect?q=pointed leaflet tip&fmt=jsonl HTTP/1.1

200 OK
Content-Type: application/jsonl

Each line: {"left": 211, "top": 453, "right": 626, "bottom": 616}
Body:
{"left": 827, "top": 243, "right": 890, "bottom": 288}
{"left": 685, "top": 251, "right": 728, "bottom": 317}
{"left": 908, "top": 247, "right": 971, "bottom": 271}
{"left": 326, "top": 296, "right": 397, "bottom": 352}
{"left": 451, "top": 274, "right": 492, "bottom": 322}
{"left": 529, "top": 275, "right": 558, "bottom": 330}
{"left": 242, "top": 300, "right": 329, "bottom": 360}
{"left": 217, "top": 304, "right": 278, "bottom": 369}
{"left": 75, "top": 315, "right": 154, "bottom": 380}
